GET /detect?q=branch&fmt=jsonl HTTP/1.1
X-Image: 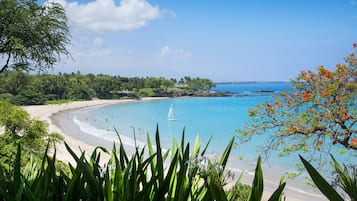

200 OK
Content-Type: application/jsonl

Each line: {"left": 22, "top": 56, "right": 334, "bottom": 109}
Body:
{"left": 0, "top": 52, "right": 11, "bottom": 74}
{"left": 334, "top": 138, "right": 357, "bottom": 150}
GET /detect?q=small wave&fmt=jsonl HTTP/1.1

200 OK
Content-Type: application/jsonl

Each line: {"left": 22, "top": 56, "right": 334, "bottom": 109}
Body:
{"left": 73, "top": 116, "right": 145, "bottom": 148}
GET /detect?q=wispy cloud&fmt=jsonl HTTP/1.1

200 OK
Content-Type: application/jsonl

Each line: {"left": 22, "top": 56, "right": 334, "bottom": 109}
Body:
{"left": 160, "top": 46, "right": 191, "bottom": 59}
{"left": 93, "top": 37, "right": 105, "bottom": 48}
{"left": 47, "top": 0, "right": 162, "bottom": 32}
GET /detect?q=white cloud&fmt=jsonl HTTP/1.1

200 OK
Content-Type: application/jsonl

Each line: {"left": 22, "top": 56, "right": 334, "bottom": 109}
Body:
{"left": 47, "top": 0, "right": 161, "bottom": 32}
{"left": 160, "top": 46, "right": 172, "bottom": 57}
{"left": 93, "top": 37, "right": 105, "bottom": 48}
{"left": 160, "top": 46, "right": 191, "bottom": 59}
{"left": 172, "top": 49, "right": 191, "bottom": 59}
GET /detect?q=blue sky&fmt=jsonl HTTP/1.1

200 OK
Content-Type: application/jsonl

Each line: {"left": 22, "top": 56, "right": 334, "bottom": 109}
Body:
{"left": 43, "top": 0, "right": 357, "bottom": 81}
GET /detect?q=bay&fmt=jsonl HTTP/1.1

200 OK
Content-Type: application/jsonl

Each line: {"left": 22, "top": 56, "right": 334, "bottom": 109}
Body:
{"left": 69, "top": 82, "right": 352, "bottom": 199}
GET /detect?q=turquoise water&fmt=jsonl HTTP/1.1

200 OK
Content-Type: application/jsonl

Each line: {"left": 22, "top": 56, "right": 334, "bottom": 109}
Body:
{"left": 75, "top": 83, "right": 354, "bottom": 165}
{"left": 70, "top": 82, "right": 354, "bottom": 198}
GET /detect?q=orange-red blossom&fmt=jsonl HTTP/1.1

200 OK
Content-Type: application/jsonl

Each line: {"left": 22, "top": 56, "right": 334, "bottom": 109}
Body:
{"left": 320, "top": 67, "right": 333, "bottom": 78}
{"left": 289, "top": 126, "right": 297, "bottom": 133}
{"left": 316, "top": 140, "right": 323, "bottom": 149}
{"left": 321, "top": 90, "right": 330, "bottom": 98}
{"left": 301, "top": 91, "right": 311, "bottom": 101}
{"left": 351, "top": 138, "right": 357, "bottom": 146}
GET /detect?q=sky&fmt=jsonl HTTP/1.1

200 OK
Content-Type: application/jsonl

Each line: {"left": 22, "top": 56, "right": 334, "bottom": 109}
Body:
{"left": 39, "top": 0, "right": 357, "bottom": 82}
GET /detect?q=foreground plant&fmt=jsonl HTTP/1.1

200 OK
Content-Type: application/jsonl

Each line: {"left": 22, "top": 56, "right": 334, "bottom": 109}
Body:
{"left": 300, "top": 154, "right": 357, "bottom": 201}
{"left": 0, "top": 126, "right": 286, "bottom": 201}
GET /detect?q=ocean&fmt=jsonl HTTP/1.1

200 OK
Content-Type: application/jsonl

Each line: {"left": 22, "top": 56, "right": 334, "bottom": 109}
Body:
{"left": 61, "top": 82, "right": 354, "bottom": 200}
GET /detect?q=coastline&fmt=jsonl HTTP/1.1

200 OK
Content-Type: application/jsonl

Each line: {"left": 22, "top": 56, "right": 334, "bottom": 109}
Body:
{"left": 22, "top": 98, "right": 165, "bottom": 164}
{"left": 22, "top": 98, "right": 326, "bottom": 201}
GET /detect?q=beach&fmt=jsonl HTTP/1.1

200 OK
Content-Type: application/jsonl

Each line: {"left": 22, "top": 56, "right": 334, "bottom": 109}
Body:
{"left": 22, "top": 98, "right": 164, "bottom": 164}
{"left": 22, "top": 98, "right": 326, "bottom": 201}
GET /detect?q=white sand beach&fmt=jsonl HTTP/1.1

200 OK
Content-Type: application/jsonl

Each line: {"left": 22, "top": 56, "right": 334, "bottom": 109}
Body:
{"left": 22, "top": 98, "right": 326, "bottom": 201}
{"left": 22, "top": 98, "right": 163, "bottom": 164}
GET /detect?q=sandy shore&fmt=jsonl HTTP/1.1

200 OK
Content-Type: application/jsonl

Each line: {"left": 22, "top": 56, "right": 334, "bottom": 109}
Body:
{"left": 22, "top": 98, "right": 163, "bottom": 164}
{"left": 22, "top": 98, "right": 326, "bottom": 201}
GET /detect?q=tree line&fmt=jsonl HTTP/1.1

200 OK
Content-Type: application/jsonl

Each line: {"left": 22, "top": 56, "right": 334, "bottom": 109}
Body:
{"left": 0, "top": 70, "right": 216, "bottom": 105}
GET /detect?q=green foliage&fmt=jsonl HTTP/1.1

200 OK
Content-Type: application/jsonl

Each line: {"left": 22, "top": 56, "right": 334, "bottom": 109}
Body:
{"left": 0, "top": 101, "right": 62, "bottom": 172}
{"left": 0, "top": 71, "right": 217, "bottom": 104}
{"left": 0, "top": 0, "right": 70, "bottom": 73}
{"left": 0, "top": 127, "right": 286, "bottom": 201}
{"left": 330, "top": 155, "right": 357, "bottom": 200}
{"left": 248, "top": 157, "right": 264, "bottom": 201}
{"left": 13, "top": 88, "right": 45, "bottom": 105}
{"left": 0, "top": 93, "right": 13, "bottom": 102}
{"left": 227, "top": 182, "right": 252, "bottom": 201}
{"left": 138, "top": 87, "right": 156, "bottom": 97}
{"left": 188, "top": 77, "right": 216, "bottom": 91}
{"left": 45, "top": 99, "right": 78, "bottom": 105}
{"left": 144, "top": 77, "right": 174, "bottom": 89}
{"left": 300, "top": 155, "right": 348, "bottom": 201}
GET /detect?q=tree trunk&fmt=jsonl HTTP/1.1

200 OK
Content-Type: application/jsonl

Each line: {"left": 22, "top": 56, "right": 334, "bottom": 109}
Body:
{"left": 0, "top": 52, "right": 11, "bottom": 74}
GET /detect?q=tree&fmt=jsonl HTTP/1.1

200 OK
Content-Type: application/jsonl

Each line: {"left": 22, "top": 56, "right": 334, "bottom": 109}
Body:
{"left": 4, "top": 70, "right": 30, "bottom": 95}
{"left": 0, "top": 100, "right": 62, "bottom": 171}
{"left": 0, "top": 0, "right": 70, "bottom": 73}
{"left": 191, "top": 78, "right": 216, "bottom": 91}
{"left": 240, "top": 44, "right": 357, "bottom": 159}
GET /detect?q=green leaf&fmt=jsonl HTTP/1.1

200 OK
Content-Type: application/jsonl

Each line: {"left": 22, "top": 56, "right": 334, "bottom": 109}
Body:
{"left": 219, "top": 137, "right": 234, "bottom": 170}
{"left": 155, "top": 124, "right": 164, "bottom": 183}
{"left": 268, "top": 177, "right": 286, "bottom": 201}
{"left": 200, "top": 136, "right": 212, "bottom": 156}
{"left": 299, "top": 155, "right": 344, "bottom": 201}
{"left": 248, "top": 156, "right": 264, "bottom": 201}
{"left": 191, "top": 135, "right": 201, "bottom": 157}
{"left": 13, "top": 143, "right": 21, "bottom": 192}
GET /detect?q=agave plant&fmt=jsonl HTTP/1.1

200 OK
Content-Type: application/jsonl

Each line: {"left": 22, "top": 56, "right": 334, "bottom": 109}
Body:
{"left": 0, "top": 126, "right": 287, "bottom": 201}
{"left": 300, "top": 154, "right": 357, "bottom": 201}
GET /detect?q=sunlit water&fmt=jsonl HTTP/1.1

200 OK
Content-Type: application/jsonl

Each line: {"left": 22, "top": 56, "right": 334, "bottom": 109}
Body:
{"left": 67, "top": 82, "right": 354, "bottom": 199}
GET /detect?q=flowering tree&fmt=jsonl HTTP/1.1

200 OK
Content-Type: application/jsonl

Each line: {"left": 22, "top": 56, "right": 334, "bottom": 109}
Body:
{"left": 240, "top": 44, "right": 357, "bottom": 159}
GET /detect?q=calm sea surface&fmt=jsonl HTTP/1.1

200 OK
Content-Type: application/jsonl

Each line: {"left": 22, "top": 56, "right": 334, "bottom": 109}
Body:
{"left": 70, "top": 82, "right": 353, "bottom": 198}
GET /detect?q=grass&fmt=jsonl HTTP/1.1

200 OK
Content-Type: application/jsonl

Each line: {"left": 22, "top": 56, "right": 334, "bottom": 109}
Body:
{"left": 45, "top": 99, "right": 83, "bottom": 105}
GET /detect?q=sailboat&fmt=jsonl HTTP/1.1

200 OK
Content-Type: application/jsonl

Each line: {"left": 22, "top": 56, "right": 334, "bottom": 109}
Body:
{"left": 167, "top": 104, "right": 175, "bottom": 121}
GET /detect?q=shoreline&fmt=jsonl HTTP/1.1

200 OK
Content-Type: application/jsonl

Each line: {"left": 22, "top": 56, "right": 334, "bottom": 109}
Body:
{"left": 22, "top": 98, "right": 165, "bottom": 164}
{"left": 22, "top": 98, "right": 326, "bottom": 201}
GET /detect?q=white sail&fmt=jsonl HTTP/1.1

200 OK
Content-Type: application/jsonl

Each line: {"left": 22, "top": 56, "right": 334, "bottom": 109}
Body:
{"left": 167, "top": 104, "right": 175, "bottom": 120}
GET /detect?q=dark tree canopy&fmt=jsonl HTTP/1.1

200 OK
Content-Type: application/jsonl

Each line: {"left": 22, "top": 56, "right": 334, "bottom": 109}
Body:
{"left": 0, "top": 0, "right": 70, "bottom": 73}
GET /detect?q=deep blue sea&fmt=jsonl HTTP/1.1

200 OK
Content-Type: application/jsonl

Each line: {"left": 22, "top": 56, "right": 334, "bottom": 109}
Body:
{"left": 69, "top": 82, "right": 353, "bottom": 199}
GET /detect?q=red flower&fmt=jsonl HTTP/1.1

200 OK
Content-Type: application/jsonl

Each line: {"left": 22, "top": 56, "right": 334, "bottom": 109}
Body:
{"left": 351, "top": 138, "right": 357, "bottom": 146}
{"left": 289, "top": 126, "right": 297, "bottom": 133}
{"left": 316, "top": 140, "right": 323, "bottom": 150}
{"left": 342, "top": 114, "right": 349, "bottom": 121}
{"left": 301, "top": 91, "right": 311, "bottom": 101}
{"left": 353, "top": 43, "right": 357, "bottom": 48}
